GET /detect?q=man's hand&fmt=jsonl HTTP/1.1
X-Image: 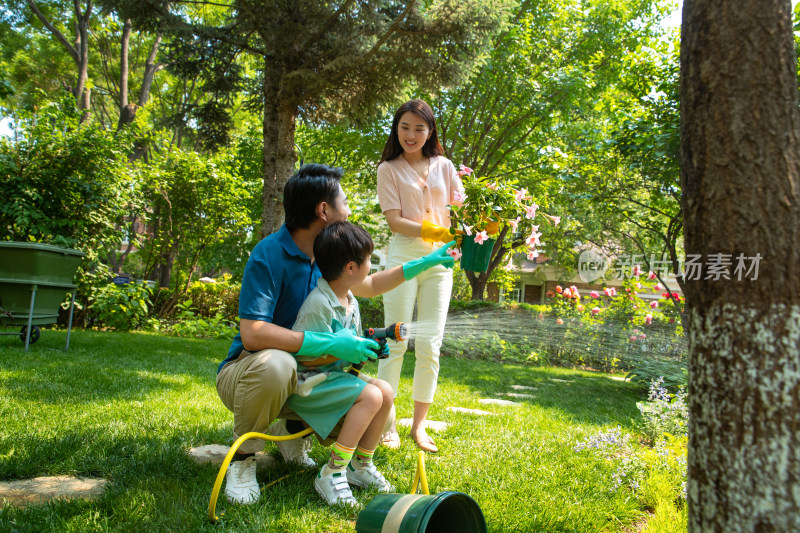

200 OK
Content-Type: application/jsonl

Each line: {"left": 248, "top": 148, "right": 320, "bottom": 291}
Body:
{"left": 402, "top": 241, "right": 456, "bottom": 280}
{"left": 298, "top": 329, "right": 379, "bottom": 364}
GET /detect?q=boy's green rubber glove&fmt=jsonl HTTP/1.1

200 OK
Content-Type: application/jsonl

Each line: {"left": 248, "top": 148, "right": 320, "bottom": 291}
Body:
{"left": 402, "top": 241, "right": 456, "bottom": 280}
{"left": 297, "top": 328, "right": 377, "bottom": 364}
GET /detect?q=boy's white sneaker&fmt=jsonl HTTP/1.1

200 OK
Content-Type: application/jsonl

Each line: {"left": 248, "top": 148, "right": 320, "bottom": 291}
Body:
{"left": 225, "top": 457, "right": 260, "bottom": 504}
{"left": 346, "top": 462, "right": 394, "bottom": 492}
{"left": 315, "top": 470, "right": 359, "bottom": 507}
{"left": 267, "top": 419, "right": 316, "bottom": 468}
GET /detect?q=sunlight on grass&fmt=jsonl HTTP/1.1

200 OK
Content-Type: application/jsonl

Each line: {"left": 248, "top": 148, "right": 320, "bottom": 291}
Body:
{"left": 0, "top": 330, "right": 684, "bottom": 532}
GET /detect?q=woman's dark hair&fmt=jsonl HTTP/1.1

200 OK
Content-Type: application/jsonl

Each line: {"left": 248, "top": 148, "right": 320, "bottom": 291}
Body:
{"left": 379, "top": 99, "right": 444, "bottom": 164}
{"left": 314, "top": 221, "right": 374, "bottom": 281}
{"left": 283, "top": 164, "right": 344, "bottom": 230}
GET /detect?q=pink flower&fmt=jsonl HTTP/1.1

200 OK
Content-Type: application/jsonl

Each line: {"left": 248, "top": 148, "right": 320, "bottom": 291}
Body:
{"left": 632, "top": 265, "right": 641, "bottom": 277}
{"left": 526, "top": 231, "right": 542, "bottom": 247}
{"left": 563, "top": 288, "right": 572, "bottom": 298}
{"left": 650, "top": 301, "right": 658, "bottom": 309}
{"left": 524, "top": 203, "right": 539, "bottom": 219}
{"left": 590, "top": 291, "right": 600, "bottom": 299}
{"left": 603, "top": 287, "right": 617, "bottom": 297}
{"left": 458, "top": 164, "right": 473, "bottom": 177}
{"left": 639, "top": 333, "right": 646, "bottom": 340}
{"left": 653, "top": 283, "right": 663, "bottom": 291}
{"left": 630, "top": 335, "right": 637, "bottom": 342}
{"left": 463, "top": 224, "right": 473, "bottom": 236}
{"left": 647, "top": 271, "right": 657, "bottom": 280}
{"left": 555, "top": 286, "right": 563, "bottom": 294}
{"left": 556, "top": 318, "right": 564, "bottom": 325}
{"left": 474, "top": 230, "right": 489, "bottom": 244}
{"left": 633, "top": 329, "right": 639, "bottom": 334}
{"left": 515, "top": 188, "right": 528, "bottom": 202}
{"left": 504, "top": 256, "right": 514, "bottom": 271}
{"left": 577, "top": 304, "right": 584, "bottom": 311}
{"left": 487, "top": 182, "right": 498, "bottom": 190}
{"left": 452, "top": 190, "right": 466, "bottom": 206}
{"left": 508, "top": 217, "right": 520, "bottom": 231}
{"left": 543, "top": 213, "right": 561, "bottom": 226}
{"left": 546, "top": 291, "right": 555, "bottom": 298}
{"left": 635, "top": 282, "right": 641, "bottom": 289}
{"left": 645, "top": 314, "right": 653, "bottom": 325}
{"left": 527, "top": 250, "right": 539, "bottom": 261}
{"left": 447, "top": 247, "right": 462, "bottom": 261}
{"left": 591, "top": 307, "right": 600, "bottom": 316}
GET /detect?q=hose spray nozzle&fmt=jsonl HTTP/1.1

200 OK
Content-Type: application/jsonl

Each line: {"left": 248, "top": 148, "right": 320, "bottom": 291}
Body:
{"left": 362, "top": 322, "right": 407, "bottom": 360}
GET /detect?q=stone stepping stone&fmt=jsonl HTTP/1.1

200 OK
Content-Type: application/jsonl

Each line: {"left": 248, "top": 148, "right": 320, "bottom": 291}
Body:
{"left": 446, "top": 407, "right": 496, "bottom": 416}
{"left": 501, "top": 392, "right": 535, "bottom": 399}
{"left": 0, "top": 476, "right": 107, "bottom": 508}
{"left": 511, "top": 385, "right": 537, "bottom": 391}
{"left": 548, "top": 378, "right": 572, "bottom": 383}
{"left": 396, "top": 418, "right": 449, "bottom": 432}
{"left": 478, "top": 398, "right": 519, "bottom": 406}
{"left": 188, "top": 444, "right": 277, "bottom": 467}
{"left": 609, "top": 376, "right": 628, "bottom": 382}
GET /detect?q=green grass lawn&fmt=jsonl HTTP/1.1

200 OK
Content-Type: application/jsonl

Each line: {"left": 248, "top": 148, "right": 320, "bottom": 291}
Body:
{"left": 0, "top": 329, "right": 655, "bottom": 532}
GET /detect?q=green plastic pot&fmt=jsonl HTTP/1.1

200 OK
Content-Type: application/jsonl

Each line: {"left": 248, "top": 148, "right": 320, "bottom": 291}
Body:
{"left": 459, "top": 234, "right": 495, "bottom": 272}
{"left": 355, "top": 491, "right": 487, "bottom": 533}
{"left": 0, "top": 242, "right": 85, "bottom": 326}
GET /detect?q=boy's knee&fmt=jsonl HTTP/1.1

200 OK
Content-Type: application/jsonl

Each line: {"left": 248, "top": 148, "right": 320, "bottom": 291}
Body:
{"left": 362, "top": 383, "right": 384, "bottom": 408}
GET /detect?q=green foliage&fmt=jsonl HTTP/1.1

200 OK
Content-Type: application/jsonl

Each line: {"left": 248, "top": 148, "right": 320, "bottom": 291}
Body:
{"left": 152, "top": 299, "right": 238, "bottom": 339}
{"left": 138, "top": 146, "right": 258, "bottom": 287}
{"left": 0, "top": 99, "right": 136, "bottom": 251}
{"left": 355, "top": 294, "right": 384, "bottom": 332}
{"left": 184, "top": 278, "right": 240, "bottom": 324}
{"left": 88, "top": 281, "right": 153, "bottom": 332}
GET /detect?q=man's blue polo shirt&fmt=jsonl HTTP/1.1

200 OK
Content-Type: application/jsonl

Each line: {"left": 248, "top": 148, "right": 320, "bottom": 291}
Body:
{"left": 218, "top": 224, "right": 320, "bottom": 373}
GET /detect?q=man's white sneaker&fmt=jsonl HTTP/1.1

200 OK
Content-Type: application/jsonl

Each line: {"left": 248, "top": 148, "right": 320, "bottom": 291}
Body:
{"left": 225, "top": 457, "right": 260, "bottom": 504}
{"left": 346, "top": 462, "right": 394, "bottom": 492}
{"left": 315, "top": 470, "right": 359, "bottom": 507}
{"left": 267, "top": 419, "right": 316, "bottom": 468}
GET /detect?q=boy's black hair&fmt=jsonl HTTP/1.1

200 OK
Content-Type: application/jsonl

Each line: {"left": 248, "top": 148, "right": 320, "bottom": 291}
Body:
{"left": 283, "top": 164, "right": 344, "bottom": 230}
{"left": 314, "top": 221, "right": 374, "bottom": 281}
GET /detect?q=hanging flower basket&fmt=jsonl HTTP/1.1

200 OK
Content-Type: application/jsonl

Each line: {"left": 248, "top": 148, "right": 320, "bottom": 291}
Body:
{"left": 460, "top": 234, "right": 495, "bottom": 272}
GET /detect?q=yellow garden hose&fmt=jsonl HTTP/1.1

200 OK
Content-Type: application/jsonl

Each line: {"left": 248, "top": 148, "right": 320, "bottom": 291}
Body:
{"left": 410, "top": 451, "right": 430, "bottom": 495}
{"left": 208, "top": 430, "right": 431, "bottom": 521}
{"left": 208, "top": 427, "right": 314, "bottom": 522}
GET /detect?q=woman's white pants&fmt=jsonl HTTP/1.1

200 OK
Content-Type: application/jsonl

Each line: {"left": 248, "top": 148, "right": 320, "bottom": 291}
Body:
{"left": 377, "top": 234, "right": 453, "bottom": 403}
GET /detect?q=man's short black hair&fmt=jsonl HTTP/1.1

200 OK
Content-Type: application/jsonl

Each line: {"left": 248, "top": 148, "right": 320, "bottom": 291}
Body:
{"left": 314, "top": 221, "right": 374, "bottom": 281}
{"left": 283, "top": 164, "right": 344, "bottom": 230}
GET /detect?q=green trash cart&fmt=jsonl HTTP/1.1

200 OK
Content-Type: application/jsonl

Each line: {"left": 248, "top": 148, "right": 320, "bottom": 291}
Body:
{"left": 0, "top": 242, "right": 85, "bottom": 351}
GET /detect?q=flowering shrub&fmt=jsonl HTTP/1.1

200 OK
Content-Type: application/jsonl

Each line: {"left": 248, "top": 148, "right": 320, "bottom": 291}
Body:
{"left": 637, "top": 377, "right": 689, "bottom": 443}
{"left": 574, "top": 384, "right": 689, "bottom": 528}
{"left": 448, "top": 165, "right": 558, "bottom": 260}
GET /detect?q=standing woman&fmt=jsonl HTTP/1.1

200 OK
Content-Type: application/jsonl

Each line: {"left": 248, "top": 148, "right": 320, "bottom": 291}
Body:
{"left": 376, "top": 99, "right": 463, "bottom": 453}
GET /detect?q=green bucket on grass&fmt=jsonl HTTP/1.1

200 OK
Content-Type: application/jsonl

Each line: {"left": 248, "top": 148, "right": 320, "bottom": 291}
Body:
{"left": 459, "top": 234, "right": 495, "bottom": 272}
{"left": 355, "top": 491, "right": 487, "bottom": 533}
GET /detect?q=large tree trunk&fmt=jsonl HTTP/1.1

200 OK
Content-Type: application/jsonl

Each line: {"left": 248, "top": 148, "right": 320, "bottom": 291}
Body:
{"left": 261, "top": 64, "right": 298, "bottom": 238}
{"left": 680, "top": 0, "right": 800, "bottom": 530}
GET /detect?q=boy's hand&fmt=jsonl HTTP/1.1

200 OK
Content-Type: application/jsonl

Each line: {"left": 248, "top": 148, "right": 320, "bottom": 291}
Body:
{"left": 297, "top": 329, "right": 378, "bottom": 364}
{"left": 402, "top": 241, "right": 456, "bottom": 280}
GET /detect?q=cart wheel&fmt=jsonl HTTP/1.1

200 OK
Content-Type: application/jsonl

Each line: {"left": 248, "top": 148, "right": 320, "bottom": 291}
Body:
{"left": 20, "top": 326, "right": 41, "bottom": 344}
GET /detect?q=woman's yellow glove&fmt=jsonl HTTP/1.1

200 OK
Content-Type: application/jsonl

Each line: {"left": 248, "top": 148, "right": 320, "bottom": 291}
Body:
{"left": 484, "top": 220, "right": 500, "bottom": 235}
{"left": 421, "top": 220, "right": 458, "bottom": 243}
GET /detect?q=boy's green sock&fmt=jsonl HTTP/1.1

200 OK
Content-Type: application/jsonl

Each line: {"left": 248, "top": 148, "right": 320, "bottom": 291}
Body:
{"left": 350, "top": 446, "right": 375, "bottom": 470}
{"left": 321, "top": 442, "right": 355, "bottom": 476}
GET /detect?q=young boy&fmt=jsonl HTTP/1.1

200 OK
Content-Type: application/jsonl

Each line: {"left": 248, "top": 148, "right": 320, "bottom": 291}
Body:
{"left": 289, "top": 221, "right": 395, "bottom": 507}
